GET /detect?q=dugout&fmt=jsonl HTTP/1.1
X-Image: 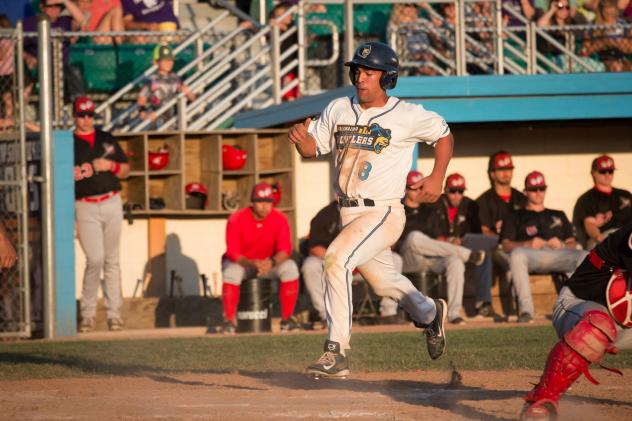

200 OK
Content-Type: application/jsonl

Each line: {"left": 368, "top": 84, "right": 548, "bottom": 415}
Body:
{"left": 72, "top": 73, "right": 632, "bottom": 330}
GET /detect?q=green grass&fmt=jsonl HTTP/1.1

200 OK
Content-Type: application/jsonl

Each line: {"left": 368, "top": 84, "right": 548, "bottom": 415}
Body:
{"left": 1, "top": 326, "right": 630, "bottom": 381}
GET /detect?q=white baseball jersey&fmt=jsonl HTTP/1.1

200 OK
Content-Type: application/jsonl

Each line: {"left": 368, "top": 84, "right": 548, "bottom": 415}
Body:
{"left": 309, "top": 96, "right": 450, "bottom": 201}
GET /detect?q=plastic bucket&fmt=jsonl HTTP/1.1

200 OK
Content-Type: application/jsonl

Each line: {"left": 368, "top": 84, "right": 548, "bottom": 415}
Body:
{"left": 236, "top": 277, "right": 272, "bottom": 333}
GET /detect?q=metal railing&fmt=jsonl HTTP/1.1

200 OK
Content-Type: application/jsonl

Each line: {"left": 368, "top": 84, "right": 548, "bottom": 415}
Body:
{"left": 11, "top": 0, "right": 632, "bottom": 133}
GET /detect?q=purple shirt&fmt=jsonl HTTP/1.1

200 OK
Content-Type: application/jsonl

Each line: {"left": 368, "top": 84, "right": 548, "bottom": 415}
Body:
{"left": 121, "top": 0, "right": 178, "bottom": 24}
{"left": 23, "top": 15, "right": 73, "bottom": 65}
{"left": 503, "top": 0, "right": 536, "bottom": 26}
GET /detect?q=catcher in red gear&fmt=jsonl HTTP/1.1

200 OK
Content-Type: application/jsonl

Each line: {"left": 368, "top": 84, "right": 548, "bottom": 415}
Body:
{"left": 521, "top": 222, "right": 632, "bottom": 420}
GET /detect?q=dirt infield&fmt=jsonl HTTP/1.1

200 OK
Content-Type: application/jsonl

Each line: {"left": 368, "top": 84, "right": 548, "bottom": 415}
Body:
{"left": 0, "top": 368, "right": 629, "bottom": 420}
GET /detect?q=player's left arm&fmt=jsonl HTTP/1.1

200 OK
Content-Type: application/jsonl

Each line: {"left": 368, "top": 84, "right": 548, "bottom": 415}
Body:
{"left": 561, "top": 213, "right": 577, "bottom": 248}
{"left": 272, "top": 214, "right": 293, "bottom": 266}
{"left": 108, "top": 136, "right": 130, "bottom": 179}
{"left": 415, "top": 133, "right": 454, "bottom": 203}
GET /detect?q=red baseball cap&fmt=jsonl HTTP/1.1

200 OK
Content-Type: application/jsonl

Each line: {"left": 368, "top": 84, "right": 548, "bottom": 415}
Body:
{"left": 251, "top": 182, "right": 275, "bottom": 202}
{"left": 406, "top": 170, "right": 423, "bottom": 187}
{"left": 591, "top": 154, "right": 616, "bottom": 171}
{"left": 524, "top": 171, "right": 547, "bottom": 189}
{"left": 74, "top": 96, "right": 95, "bottom": 114}
{"left": 445, "top": 173, "right": 466, "bottom": 190}
{"left": 489, "top": 151, "right": 514, "bottom": 171}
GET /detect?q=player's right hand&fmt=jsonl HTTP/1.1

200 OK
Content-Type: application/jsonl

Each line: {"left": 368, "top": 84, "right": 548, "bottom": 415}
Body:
{"left": 531, "top": 237, "right": 547, "bottom": 249}
{"left": 415, "top": 173, "right": 442, "bottom": 203}
{"left": 0, "top": 237, "right": 17, "bottom": 269}
{"left": 288, "top": 117, "right": 312, "bottom": 145}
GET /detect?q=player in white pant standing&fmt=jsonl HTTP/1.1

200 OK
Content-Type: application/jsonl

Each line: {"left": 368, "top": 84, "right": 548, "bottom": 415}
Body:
{"left": 288, "top": 42, "right": 454, "bottom": 378}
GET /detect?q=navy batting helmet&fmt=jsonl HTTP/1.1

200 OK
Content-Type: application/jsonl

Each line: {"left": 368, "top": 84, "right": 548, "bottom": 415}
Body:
{"left": 344, "top": 42, "right": 399, "bottom": 90}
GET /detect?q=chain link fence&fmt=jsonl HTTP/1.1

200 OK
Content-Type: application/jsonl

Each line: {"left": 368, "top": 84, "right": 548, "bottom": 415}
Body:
{"left": 0, "top": 25, "right": 37, "bottom": 338}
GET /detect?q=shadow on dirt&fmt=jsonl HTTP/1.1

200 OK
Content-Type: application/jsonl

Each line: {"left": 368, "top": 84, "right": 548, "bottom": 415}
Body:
{"left": 148, "top": 374, "right": 266, "bottom": 391}
{"left": 237, "top": 370, "right": 632, "bottom": 421}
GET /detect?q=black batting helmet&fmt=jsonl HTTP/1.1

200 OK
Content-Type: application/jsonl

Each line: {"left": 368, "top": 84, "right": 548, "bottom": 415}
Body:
{"left": 344, "top": 42, "right": 399, "bottom": 90}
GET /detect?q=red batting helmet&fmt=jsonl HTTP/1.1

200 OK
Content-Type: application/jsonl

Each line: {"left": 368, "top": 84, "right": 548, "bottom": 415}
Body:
{"left": 185, "top": 182, "right": 208, "bottom": 209}
{"left": 148, "top": 146, "right": 169, "bottom": 171}
{"left": 222, "top": 145, "right": 247, "bottom": 171}
{"left": 606, "top": 268, "right": 632, "bottom": 328}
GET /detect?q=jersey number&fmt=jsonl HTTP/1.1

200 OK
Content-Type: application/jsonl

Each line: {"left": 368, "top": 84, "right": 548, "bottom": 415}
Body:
{"left": 358, "top": 161, "right": 372, "bottom": 181}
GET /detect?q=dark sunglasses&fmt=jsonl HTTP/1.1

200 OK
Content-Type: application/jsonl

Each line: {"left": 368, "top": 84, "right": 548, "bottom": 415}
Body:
{"left": 556, "top": 2, "right": 570, "bottom": 9}
{"left": 76, "top": 112, "right": 95, "bottom": 118}
{"left": 597, "top": 169, "right": 614, "bottom": 175}
{"left": 448, "top": 188, "right": 465, "bottom": 194}
{"left": 526, "top": 187, "right": 547, "bottom": 192}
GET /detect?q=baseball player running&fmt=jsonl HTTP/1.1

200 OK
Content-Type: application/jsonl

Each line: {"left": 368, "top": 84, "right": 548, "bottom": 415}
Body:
{"left": 288, "top": 42, "right": 454, "bottom": 378}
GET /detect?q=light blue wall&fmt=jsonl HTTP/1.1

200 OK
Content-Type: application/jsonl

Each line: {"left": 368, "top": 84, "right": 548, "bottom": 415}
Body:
{"left": 53, "top": 131, "right": 76, "bottom": 337}
{"left": 234, "top": 73, "right": 632, "bottom": 128}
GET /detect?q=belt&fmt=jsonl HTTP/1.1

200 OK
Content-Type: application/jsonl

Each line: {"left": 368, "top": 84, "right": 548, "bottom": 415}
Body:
{"left": 78, "top": 191, "right": 119, "bottom": 203}
{"left": 339, "top": 197, "right": 375, "bottom": 207}
{"left": 588, "top": 249, "right": 614, "bottom": 273}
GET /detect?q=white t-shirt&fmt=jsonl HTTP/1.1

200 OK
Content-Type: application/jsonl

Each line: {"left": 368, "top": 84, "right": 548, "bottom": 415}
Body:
{"left": 309, "top": 96, "right": 450, "bottom": 201}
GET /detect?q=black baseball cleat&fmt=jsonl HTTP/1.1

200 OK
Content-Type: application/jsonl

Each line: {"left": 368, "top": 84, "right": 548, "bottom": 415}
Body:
{"left": 280, "top": 316, "right": 303, "bottom": 332}
{"left": 421, "top": 299, "right": 447, "bottom": 360}
{"left": 306, "top": 340, "right": 350, "bottom": 379}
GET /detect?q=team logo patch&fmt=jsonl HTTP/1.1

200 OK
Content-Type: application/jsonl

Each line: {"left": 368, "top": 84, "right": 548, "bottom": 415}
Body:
{"left": 550, "top": 216, "right": 562, "bottom": 229}
{"left": 620, "top": 197, "right": 631, "bottom": 209}
{"left": 334, "top": 123, "right": 392, "bottom": 154}
{"left": 526, "top": 225, "right": 538, "bottom": 236}
{"left": 359, "top": 45, "right": 371, "bottom": 58}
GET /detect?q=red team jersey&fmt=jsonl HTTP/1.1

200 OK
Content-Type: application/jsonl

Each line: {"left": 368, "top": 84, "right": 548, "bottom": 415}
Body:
{"left": 225, "top": 207, "right": 292, "bottom": 261}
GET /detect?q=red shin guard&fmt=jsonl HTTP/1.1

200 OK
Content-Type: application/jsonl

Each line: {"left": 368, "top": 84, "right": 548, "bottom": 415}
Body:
{"left": 525, "top": 311, "right": 618, "bottom": 405}
{"left": 222, "top": 283, "right": 241, "bottom": 323}
{"left": 280, "top": 279, "right": 299, "bottom": 320}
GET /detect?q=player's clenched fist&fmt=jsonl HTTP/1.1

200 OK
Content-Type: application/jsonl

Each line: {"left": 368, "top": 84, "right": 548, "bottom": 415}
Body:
{"left": 288, "top": 117, "right": 312, "bottom": 145}
{"left": 288, "top": 118, "right": 317, "bottom": 158}
{"left": 415, "top": 173, "right": 443, "bottom": 203}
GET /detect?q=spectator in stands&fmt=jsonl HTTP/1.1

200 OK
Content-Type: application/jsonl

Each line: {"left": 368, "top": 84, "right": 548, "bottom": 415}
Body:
{"left": 23, "top": 0, "right": 87, "bottom": 103}
{"left": 503, "top": 0, "right": 537, "bottom": 26}
{"left": 302, "top": 200, "right": 400, "bottom": 328}
{"left": 583, "top": 0, "right": 632, "bottom": 70}
{"left": 75, "top": 0, "right": 125, "bottom": 44}
{"left": 501, "top": 171, "right": 587, "bottom": 323}
{"left": 121, "top": 0, "right": 178, "bottom": 32}
{"left": 269, "top": 2, "right": 299, "bottom": 101}
{"left": 573, "top": 154, "right": 632, "bottom": 249}
{"left": 136, "top": 44, "right": 195, "bottom": 129}
{"left": 536, "top": 0, "right": 605, "bottom": 71}
{"left": 597, "top": 47, "right": 632, "bottom": 70}
{"left": 396, "top": 171, "right": 486, "bottom": 325}
{"left": 218, "top": 182, "right": 301, "bottom": 334}
{"left": 0, "top": 14, "right": 14, "bottom": 128}
{"left": 476, "top": 151, "right": 528, "bottom": 318}
{"left": 425, "top": 173, "right": 497, "bottom": 318}
{"left": 534, "top": 0, "right": 580, "bottom": 18}
{"left": 388, "top": 3, "right": 439, "bottom": 76}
